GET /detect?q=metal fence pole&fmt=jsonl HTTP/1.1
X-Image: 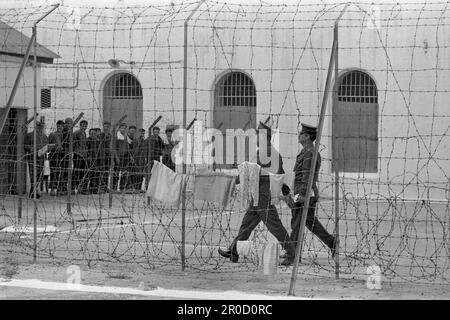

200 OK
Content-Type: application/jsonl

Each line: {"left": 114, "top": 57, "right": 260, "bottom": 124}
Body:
{"left": 67, "top": 125, "right": 74, "bottom": 216}
{"left": 333, "top": 24, "right": 340, "bottom": 280}
{"left": 288, "top": 3, "right": 349, "bottom": 295}
{"left": 288, "top": 36, "right": 336, "bottom": 296}
{"left": 32, "top": 26, "right": 38, "bottom": 263}
{"left": 182, "top": 0, "right": 205, "bottom": 271}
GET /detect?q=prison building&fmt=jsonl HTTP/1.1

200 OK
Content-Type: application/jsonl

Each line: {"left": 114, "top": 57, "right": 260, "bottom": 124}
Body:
{"left": 0, "top": 19, "right": 59, "bottom": 194}
{"left": 3, "top": 0, "right": 448, "bottom": 201}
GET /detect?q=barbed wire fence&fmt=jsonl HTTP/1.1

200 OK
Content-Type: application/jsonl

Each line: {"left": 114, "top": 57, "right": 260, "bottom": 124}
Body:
{"left": 0, "top": 0, "right": 449, "bottom": 284}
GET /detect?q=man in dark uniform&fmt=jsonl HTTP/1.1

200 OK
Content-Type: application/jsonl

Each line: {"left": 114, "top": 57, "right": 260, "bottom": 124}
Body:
{"left": 115, "top": 123, "right": 133, "bottom": 191}
{"left": 127, "top": 125, "right": 137, "bottom": 190}
{"left": 48, "top": 120, "right": 64, "bottom": 196}
{"left": 133, "top": 128, "right": 147, "bottom": 190}
{"left": 149, "top": 126, "right": 164, "bottom": 164}
{"left": 73, "top": 120, "right": 89, "bottom": 194}
{"left": 59, "top": 118, "right": 74, "bottom": 194}
{"left": 218, "top": 122, "right": 296, "bottom": 266}
{"left": 288, "top": 123, "right": 336, "bottom": 260}
{"left": 98, "top": 122, "right": 112, "bottom": 193}
{"left": 24, "top": 120, "right": 48, "bottom": 198}
{"left": 144, "top": 126, "right": 164, "bottom": 188}
{"left": 87, "top": 128, "right": 101, "bottom": 194}
{"left": 163, "top": 127, "right": 177, "bottom": 172}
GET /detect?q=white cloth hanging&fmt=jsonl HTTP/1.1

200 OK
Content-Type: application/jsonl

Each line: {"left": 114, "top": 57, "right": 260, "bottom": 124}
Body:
{"left": 146, "top": 161, "right": 186, "bottom": 207}
{"left": 238, "top": 161, "right": 260, "bottom": 209}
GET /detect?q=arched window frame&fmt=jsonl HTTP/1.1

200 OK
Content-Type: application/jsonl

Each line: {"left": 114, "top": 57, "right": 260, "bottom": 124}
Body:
{"left": 338, "top": 70, "right": 378, "bottom": 104}
{"left": 333, "top": 69, "right": 379, "bottom": 174}
{"left": 103, "top": 73, "right": 143, "bottom": 99}
{"left": 214, "top": 71, "right": 256, "bottom": 108}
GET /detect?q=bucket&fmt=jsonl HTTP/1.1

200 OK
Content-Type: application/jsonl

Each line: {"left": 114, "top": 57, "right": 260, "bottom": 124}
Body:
{"left": 236, "top": 240, "right": 252, "bottom": 257}
{"left": 258, "top": 242, "right": 279, "bottom": 275}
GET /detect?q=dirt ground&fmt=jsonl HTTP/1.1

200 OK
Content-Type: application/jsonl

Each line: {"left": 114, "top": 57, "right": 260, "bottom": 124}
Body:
{"left": 1, "top": 193, "right": 449, "bottom": 300}
{"left": 1, "top": 259, "right": 449, "bottom": 300}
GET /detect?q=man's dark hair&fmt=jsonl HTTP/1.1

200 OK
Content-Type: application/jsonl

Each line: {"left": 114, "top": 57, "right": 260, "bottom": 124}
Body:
{"left": 103, "top": 121, "right": 111, "bottom": 126}
{"left": 95, "top": 128, "right": 101, "bottom": 132}
{"left": 89, "top": 128, "right": 96, "bottom": 134}
{"left": 139, "top": 128, "right": 145, "bottom": 133}
{"left": 129, "top": 125, "right": 137, "bottom": 130}
{"left": 153, "top": 126, "right": 160, "bottom": 132}
{"left": 56, "top": 120, "right": 64, "bottom": 126}
{"left": 80, "top": 120, "right": 88, "bottom": 126}
{"left": 165, "top": 128, "right": 174, "bottom": 134}
{"left": 119, "top": 123, "right": 127, "bottom": 128}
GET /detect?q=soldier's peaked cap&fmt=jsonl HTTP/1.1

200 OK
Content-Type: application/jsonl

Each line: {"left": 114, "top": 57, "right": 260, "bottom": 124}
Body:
{"left": 300, "top": 123, "right": 317, "bottom": 135}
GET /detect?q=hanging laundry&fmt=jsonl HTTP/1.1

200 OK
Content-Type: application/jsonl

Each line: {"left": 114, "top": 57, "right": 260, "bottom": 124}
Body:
{"left": 260, "top": 167, "right": 286, "bottom": 205}
{"left": 269, "top": 173, "right": 285, "bottom": 205}
{"left": 193, "top": 169, "right": 236, "bottom": 207}
{"left": 237, "top": 162, "right": 260, "bottom": 209}
{"left": 146, "top": 161, "right": 186, "bottom": 207}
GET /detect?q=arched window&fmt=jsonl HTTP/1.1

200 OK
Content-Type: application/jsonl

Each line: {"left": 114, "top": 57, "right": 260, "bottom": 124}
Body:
{"left": 333, "top": 70, "right": 378, "bottom": 173}
{"left": 213, "top": 71, "right": 257, "bottom": 168}
{"left": 214, "top": 71, "right": 256, "bottom": 108}
{"left": 104, "top": 73, "right": 143, "bottom": 99}
{"left": 338, "top": 70, "right": 377, "bottom": 104}
{"left": 103, "top": 72, "right": 143, "bottom": 129}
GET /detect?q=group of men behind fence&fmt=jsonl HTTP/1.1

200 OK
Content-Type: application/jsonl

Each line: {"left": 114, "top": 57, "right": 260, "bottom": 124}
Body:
{"left": 25, "top": 117, "right": 178, "bottom": 198}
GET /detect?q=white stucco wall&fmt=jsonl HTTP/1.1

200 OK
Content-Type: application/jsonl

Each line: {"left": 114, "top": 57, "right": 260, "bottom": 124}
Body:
{"left": 0, "top": 54, "right": 41, "bottom": 115}
{"left": 2, "top": 0, "right": 449, "bottom": 200}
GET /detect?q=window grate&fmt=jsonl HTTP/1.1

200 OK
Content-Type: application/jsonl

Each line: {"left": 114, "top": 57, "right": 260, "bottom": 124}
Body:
{"left": 40, "top": 88, "right": 51, "bottom": 109}
{"left": 104, "top": 73, "right": 142, "bottom": 99}
{"left": 215, "top": 72, "right": 256, "bottom": 107}
{"left": 338, "top": 71, "right": 378, "bottom": 103}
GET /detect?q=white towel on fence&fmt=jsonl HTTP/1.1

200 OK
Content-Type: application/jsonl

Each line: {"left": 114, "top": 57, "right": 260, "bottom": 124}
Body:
{"left": 238, "top": 161, "right": 260, "bottom": 208}
{"left": 146, "top": 161, "right": 186, "bottom": 207}
{"left": 269, "top": 173, "right": 285, "bottom": 205}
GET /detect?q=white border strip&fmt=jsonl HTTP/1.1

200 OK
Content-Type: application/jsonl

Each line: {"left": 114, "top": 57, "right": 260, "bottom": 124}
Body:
{"left": 0, "top": 278, "right": 305, "bottom": 300}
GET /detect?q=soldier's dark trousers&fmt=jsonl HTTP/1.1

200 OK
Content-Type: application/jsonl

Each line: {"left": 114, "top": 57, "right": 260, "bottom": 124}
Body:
{"left": 290, "top": 198, "right": 335, "bottom": 251}
{"left": 229, "top": 204, "right": 295, "bottom": 259}
{"left": 229, "top": 178, "right": 295, "bottom": 259}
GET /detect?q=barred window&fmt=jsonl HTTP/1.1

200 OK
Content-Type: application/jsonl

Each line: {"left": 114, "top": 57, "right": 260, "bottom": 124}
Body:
{"left": 104, "top": 73, "right": 142, "bottom": 99}
{"left": 40, "top": 88, "right": 51, "bottom": 109}
{"left": 334, "top": 70, "right": 378, "bottom": 173}
{"left": 214, "top": 72, "right": 256, "bottom": 107}
{"left": 338, "top": 70, "right": 378, "bottom": 103}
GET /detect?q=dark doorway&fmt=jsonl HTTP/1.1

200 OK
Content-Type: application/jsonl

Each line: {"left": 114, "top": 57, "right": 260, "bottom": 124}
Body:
{"left": 0, "top": 108, "right": 27, "bottom": 195}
